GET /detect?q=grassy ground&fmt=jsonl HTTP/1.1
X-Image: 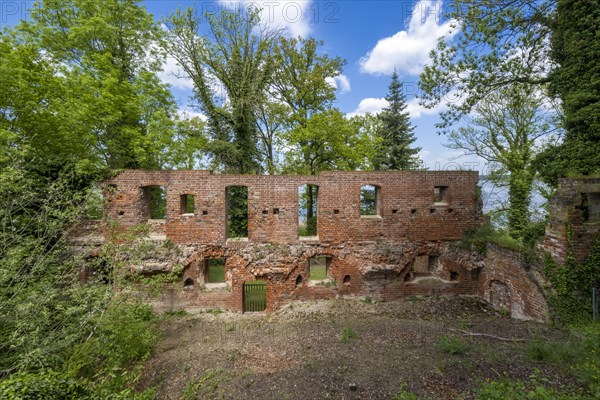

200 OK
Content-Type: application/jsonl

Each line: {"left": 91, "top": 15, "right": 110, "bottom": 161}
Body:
{"left": 139, "top": 297, "right": 599, "bottom": 399}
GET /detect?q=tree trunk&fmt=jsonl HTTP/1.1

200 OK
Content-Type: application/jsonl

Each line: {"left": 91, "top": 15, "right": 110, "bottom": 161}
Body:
{"left": 507, "top": 170, "right": 534, "bottom": 240}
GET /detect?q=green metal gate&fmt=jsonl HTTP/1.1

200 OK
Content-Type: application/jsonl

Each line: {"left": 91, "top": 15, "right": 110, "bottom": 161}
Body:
{"left": 243, "top": 281, "right": 266, "bottom": 312}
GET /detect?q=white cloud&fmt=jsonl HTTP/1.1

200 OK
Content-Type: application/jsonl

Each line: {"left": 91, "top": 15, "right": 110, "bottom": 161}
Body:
{"left": 325, "top": 74, "right": 351, "bottom": 93}
{"left": 348, "top": 95, "right": 450, "bottom": 119}
{"left": 177, "top": 108, "right": 208, "bottom": 122}
{"left": 347, "top": 97, "right": 389, "bottom": 118}
{"left": 158, "top": 55, "right": 194, "bottom": 90}
{"left": 219, "top": 0, "right": 313, "bottom": 37}
{"left": 359, "top": 1, "right": 459, "bottom": 76}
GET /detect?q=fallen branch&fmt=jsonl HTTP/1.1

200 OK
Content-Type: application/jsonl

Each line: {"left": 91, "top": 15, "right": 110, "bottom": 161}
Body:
{"left": 450, "top": 328, "right": 529, "bottom": 342}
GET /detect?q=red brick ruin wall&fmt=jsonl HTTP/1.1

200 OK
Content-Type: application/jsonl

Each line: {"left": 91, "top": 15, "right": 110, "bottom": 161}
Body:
{"left": 71, "top": 170, "right": 556, "bottom": 322}
{"left": 543, "top": 177, "right": 600, "bottom": 264}
{"left": 103, "top": 170, "right": 482, "bottom": 244}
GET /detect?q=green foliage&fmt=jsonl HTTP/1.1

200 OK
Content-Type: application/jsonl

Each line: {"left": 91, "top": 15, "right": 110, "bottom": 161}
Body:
{"left": 0, "top": 371, "right": 87, "bottom": 400}
{"left": 419, "top": 0, "right": 554, "bottom": 132}
{"left": 457, "top": 224, "right": 528, "bottom": 255}
{"left": 181, "top": 369, "right": 226, "bottom": 400}
{"left": 475, "top": 376, "right": 576, "bottom": 400}
{"left": 536, "top": 0, "right": 600, "bottom": 185}
{"left": 2, "top": 0, "right": 192, "bottom": 170}
{"left": 148, "top": 186, "right": 167, "bottom": 219}
{"left": 64, "top": 302, "right": 159, "bottom": 385}
{"left": 226, "top": 186, "right": 248, "bottom": 238}
{"left": 392, "top": 383, "right": 420, "bottom": 400}
{"left": 374, "top": 70, "right": 421, "bottom": 170}
{"left": 283, "top": 109, "right": 374, "bottom": 175}
{"left": 164, "top": 7, "right": 276, "bottom": 173}
{"left": 339, "top": 327, "right": 358, "bottom": 343}
{"left": 436, "top": 335, "right": 470, "bottom": 355}
{"left": 446, "top": 84, "right": 553, "bottom": 240}
{"left": 544, "top": 229, "right": 600, "bottom": 324}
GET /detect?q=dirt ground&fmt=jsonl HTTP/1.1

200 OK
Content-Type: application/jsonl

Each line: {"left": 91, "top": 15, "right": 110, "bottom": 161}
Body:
{"left": 139, "top": 297, "right": 577, "bottom": 400}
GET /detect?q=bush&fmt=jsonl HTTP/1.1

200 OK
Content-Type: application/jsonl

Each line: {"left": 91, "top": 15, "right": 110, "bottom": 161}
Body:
{"left": 0, "top": 371, "right": 87, "bottom": 400}
{"left": 436, "top": 335, "right": 469, "bottom": 355}
{"left": 65, "top": 301, "right": 159, "bottom": 384}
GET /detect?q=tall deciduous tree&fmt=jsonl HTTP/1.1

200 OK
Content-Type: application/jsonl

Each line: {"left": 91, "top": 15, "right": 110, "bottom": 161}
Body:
{"left": 419, "top": 0, "right": 600, "bottom": 185}
{"left": 375, "top": 71, "right": 421, "bottom": 170}
{"left": 16, "top": 0, "right": 182, "bottom": 170}
{"left": 419, "top": 0, "right": 554, "bottom": 131}
{"left": 164, "top": 7, "right": 277, "bottom": 174}
{"left": 536, "top": 0, "right": 600, "bottom": 184}
{"left": 446, "top": 85, "right": 555, "bottom": 239}
{"left": 271, "top": 36, "right": 346, "bottom": 129}
{"left": 282, "top": 109, "right": 372, "bottom": 175}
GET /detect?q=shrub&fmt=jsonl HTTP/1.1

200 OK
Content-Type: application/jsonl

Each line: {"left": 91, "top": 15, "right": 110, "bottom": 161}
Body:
{"left": 0, "top": 371, "right": 87, "bottom": 400}
{"left": 340, "top": 327, "right": 358, "bottom": 343}
{"left": 436, "top": 335, "right": 469, "bottom": 355}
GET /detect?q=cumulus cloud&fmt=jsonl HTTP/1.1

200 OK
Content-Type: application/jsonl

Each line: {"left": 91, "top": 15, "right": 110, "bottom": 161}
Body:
{"left": 347, "top": 97, "right": 389, "bottom": 117}
{"left": 325, "top": 74, "right": 351, "bottom": 93}
{"left": 348, "top": 94, "right": 452, "bottom": 119}
{"left": 359, "top": 1, "right": 459, "bottom": 76}
{"left": 219, "top": 0, "right": 313, "bottom": 37}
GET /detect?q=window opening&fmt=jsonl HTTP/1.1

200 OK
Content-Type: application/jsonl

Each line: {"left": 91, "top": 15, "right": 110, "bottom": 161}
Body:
{"left": 360, "top": 185, "right": 379, "bottom": 215}
{"left": 205, "top": 258, "right": 226, "bottom": 283}
{"left": 434, "top": 186, "right": 448, "bottom": 204}
{"left": 86, "top": 187, "right": 104, "bottom": 220}
{"left": 143, "top": 186, "right": 167, "bottom": 219}
{"left": 226, "top": 186, "right": 248, "bottom": 238}
{"left": 181, "top": 194, "right": 195, "bottom": 214}
{"left": 309, "top": 256, "right": 329, "bottom": 280}
{"left": 298, "top": 184, "right": 318, "bottom": 237}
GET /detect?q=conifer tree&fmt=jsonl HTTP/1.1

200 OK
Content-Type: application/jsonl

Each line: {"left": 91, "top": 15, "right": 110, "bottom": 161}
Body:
{"left": 375, "top": 70, "right": 421, "bottom": 170}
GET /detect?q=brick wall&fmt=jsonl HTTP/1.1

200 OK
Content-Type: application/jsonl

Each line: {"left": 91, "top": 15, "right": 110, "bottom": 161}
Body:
{"left": 543, "top": 177, "right": 600, "bottom": 264}
{"left": 68, "top": 170, "right": 556, "bottom": 322}
{"left": 480, "top": 244, "right": 550, "bottom": 322}
{"left": 101, "top": 170, "right": 483, "bottom": 244}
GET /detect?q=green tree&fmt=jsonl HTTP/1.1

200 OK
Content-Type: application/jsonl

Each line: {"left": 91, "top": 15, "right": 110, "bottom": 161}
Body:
{"left": 271, "top": 36, "right": 346, "bottom": 129}
{"left": 164, "top": 7, "right": 277, "bottom": 173}
{"left": 419, "top": 0, "right": 600, "bottom": 185}
{"left": 536, "top": 0, "right": 600, "bottom": 184}
{"left": 282, "top": 109, "right": 372, "bottom": 175}
{"left": 419, "top": 0, "right": 554, "bottom": 131}
{"left": 375, "top": 70, "right": 422, "bottom": 170}
{"left": 14, "top": 0, "right": 182, "bottom": 170}
{"left": 446, "top": 85, "right": 555, "bottom": 240}
{"left": 270, "top": 36, "right": 347, "bottom": 221}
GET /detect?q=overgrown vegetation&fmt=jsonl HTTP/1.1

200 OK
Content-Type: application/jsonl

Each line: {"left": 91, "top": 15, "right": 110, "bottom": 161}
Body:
{"left": 544, "top": 226, "right": 600, "bottom": 324}
{"left": 0, "top": 162, "right": 160, "bottom": 397}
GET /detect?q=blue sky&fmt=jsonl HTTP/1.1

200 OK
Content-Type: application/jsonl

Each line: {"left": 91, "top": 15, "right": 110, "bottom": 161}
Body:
{"left": 1, "top": 0, "right": 485, "bottom": 172}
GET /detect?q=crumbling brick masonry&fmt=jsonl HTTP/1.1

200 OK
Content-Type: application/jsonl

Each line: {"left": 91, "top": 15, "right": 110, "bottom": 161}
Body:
{"left": 71, "top": 170, "right": 552, "bottom": 321}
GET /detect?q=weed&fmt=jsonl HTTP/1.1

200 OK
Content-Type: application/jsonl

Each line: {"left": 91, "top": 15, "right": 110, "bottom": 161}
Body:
{"left": 181, "top": 369, "right": 225, "bottom": 400}
{"left": 392, "top": 383, "right": 420, "bottom": 400}
{"left": 164, "top": 309, "right": 188, "bottom": 318}
{"left": 436, "top": 335, "right": 470, "bottom": 355}
{"left": 362, "top": 296, "right": 373, "bottom": 305}
{"left": 205, "top": 308, "right": 224, "bottom": 316}
{"left": 340, "top": 327, "right": 358, "bottom": 343}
